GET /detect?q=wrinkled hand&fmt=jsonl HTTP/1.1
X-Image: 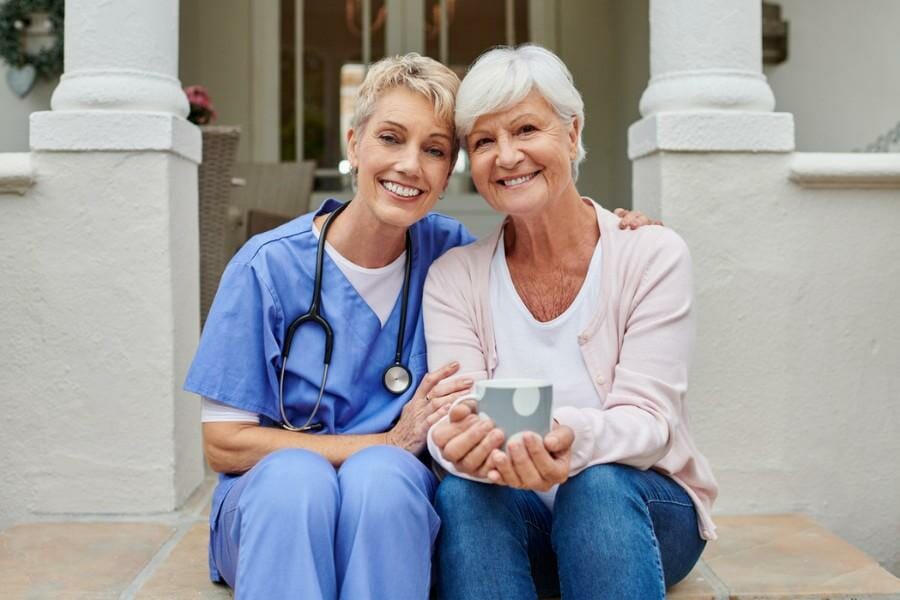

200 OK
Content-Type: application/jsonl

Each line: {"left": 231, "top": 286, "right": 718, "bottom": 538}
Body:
{"left": 385, "top": 362, "right": 472, "bottom": 455}
{"left": 486, "top": 423, "right": 575, "bottom": 492}
{"left": 614, "top": 207, "right": 663, "bottom": 229}
{"left": 432, "top": 399, "right": 506, "bottom": 478}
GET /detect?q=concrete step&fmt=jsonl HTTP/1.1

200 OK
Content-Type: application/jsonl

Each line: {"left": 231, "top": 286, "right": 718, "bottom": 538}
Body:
{"left": 1, "top": 480, "right": 898, "bottom": 599}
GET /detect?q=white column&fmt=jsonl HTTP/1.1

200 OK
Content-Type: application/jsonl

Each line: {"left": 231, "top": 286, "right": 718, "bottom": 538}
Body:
{"left": 30, "top": 0, "right": 200, "bottom": 160}
{"left": 4, "top": 0, "right": 204, "bottom": 520}
{"left": 50, "top": 0, "right": 187, "bottom": 115}
{"left": 386, "top": 0, "right": 425, "bottom": 55}
{"left": 628, "top": 0, "right": 794, "bottom": 159}
{"left": 640, "top": 0, "right": 773, "bottom": 116}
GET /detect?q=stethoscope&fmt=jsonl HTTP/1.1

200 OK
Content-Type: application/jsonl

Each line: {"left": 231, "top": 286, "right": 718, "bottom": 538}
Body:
{"left": 278, "top": 201, "right": 414, "bottom": 432}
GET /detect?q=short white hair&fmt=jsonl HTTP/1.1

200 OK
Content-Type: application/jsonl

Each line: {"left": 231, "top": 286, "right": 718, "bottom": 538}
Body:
{"left": 456, "top": 44, "right": 586, "bottom": 180}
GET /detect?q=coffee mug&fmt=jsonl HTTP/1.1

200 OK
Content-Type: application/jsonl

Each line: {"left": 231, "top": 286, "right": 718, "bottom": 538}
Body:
{"left": 457, "top": 379, "right": 553, "bottom": 445}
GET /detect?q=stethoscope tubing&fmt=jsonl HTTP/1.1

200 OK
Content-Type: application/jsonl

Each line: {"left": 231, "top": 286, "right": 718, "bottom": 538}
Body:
{"left": 278, "top": 201, "right": 413, "bottom": 431}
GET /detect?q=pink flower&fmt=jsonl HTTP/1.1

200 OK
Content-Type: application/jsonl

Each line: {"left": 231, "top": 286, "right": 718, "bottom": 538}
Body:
{"left": 184, "top": 85, "right": 218, "bottom": 125}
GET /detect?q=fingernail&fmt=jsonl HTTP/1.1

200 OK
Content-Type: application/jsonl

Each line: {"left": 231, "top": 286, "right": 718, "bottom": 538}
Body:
{"left": 451, "top": 361, "right": 460, "bottom": 368}
{"left": 462, "top": 379, "right": 473, "bottom": 386}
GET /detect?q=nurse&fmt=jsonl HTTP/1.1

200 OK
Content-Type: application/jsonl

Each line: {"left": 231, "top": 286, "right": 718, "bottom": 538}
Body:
{"left": 184, "top": 54, "right": 474, "bottom": 600}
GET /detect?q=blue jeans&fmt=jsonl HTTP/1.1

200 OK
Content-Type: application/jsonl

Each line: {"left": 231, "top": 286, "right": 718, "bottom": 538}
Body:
{"left": 434, "top": 464, "right": 706, "bottom": 599}
{"left": 211, "top": 446, "right": 440, "bottom": 600}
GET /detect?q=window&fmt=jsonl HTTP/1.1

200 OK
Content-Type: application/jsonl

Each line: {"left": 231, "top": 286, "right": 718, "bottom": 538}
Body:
{"left": 280, "top": 0, "right": 529, "bottom": 194}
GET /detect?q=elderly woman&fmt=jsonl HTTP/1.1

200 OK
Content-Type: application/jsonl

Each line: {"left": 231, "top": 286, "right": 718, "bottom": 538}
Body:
{"left": 424, "top": 45, "right": 718, "bottom": 599}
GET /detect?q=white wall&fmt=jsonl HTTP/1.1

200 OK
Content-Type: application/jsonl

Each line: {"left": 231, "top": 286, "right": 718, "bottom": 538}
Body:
{"left": 180, "top": 0, "right": 252, "bottom": 162}
{"left": 0, "top": 79, "right": 53, "bottom": 152}
{"left": 765, "top": 0, "right": 900, "bottom": 151}
{"left": 180, "top": 0, "right": 280, "bottom": 163}
{"left": 555, "top": 0, "right": 648, "bottom": 209}
{"left": 0, "top": 148, "right": 203, "bottom": 527}
{"left": 634, "top": 151, "right": 900, "bottom": 574}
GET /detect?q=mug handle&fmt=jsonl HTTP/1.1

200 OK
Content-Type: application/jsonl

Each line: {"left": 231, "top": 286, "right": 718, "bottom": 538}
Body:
{"left": 450, "top": 392, "right": 479, "bottom": 413}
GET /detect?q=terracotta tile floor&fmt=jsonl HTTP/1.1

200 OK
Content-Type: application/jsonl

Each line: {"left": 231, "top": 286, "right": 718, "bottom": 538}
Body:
{"left": 1, "top": 477, "right": 898, "bottom": 599}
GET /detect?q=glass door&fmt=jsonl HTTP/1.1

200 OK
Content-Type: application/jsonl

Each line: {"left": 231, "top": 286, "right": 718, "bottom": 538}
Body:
{"left": 281, "top": 0, "right": 531, "bottom": 235}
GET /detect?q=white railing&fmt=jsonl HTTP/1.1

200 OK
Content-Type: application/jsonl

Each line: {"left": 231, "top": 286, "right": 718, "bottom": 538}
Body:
{"left": 0, "top": 153, "right": 35, "bottom": 195}
{"left": 790, "top": 152, "right": 900, "bottom": 189}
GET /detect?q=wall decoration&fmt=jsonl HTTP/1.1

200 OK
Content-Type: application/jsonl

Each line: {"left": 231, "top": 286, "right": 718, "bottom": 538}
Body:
{"left": 0, "top": 0, "right": 64, "bottom": 97}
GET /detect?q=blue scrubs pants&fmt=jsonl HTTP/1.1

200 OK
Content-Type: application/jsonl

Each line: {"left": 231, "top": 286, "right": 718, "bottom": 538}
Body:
{"left": 212, "top": 445, "right": 440, "bottom": 600}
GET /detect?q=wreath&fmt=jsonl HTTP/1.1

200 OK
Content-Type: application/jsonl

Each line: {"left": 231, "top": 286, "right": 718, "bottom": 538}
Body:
{"left": 0, "top": 0, "right": 64, "bottom": 79}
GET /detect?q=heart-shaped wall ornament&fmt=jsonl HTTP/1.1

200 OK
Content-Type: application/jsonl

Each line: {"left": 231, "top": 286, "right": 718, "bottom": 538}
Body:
{"left": 6, "top": 64, "right": 37, "bottom": 97}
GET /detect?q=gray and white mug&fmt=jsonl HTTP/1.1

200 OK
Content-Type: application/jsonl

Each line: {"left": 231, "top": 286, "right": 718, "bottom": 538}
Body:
{"left": 458, "top": 378, "right": 554, "bottom": 446}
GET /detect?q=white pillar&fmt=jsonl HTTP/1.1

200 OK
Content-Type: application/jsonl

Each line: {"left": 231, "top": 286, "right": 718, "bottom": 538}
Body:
{"left": 50, "top": 0, "right": 187, "bottom": 115}
{"left": 4, "top": 0, "right": 204, "bottom": 520}
{"left": 30, "top": 0, "right": 199, "bottom": 159}
{"left": 640, "top": 0, "right": 773, "bottom": 116}
{"left": 628, "top": 0, "right": 794, "bottom": 160}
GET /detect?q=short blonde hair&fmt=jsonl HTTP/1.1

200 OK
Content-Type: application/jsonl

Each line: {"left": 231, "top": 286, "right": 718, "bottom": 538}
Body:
{"left": 351, "top": 53, "right": 460, "bottom": 136}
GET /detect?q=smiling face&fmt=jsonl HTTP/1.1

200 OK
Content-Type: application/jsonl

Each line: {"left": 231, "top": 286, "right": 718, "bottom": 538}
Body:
{"left": 346, "top": 86, "right": 454, "bottom": 232}
{"left": 466, "top": 90, "right": 580, "bottom": 217}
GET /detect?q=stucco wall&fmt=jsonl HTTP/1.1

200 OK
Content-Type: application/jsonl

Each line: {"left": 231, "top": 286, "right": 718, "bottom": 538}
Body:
{"left": 179, "top": 0, "right": 252, "bottom": 161}
{"left": 180, "top": 0, "right": 283, "bottom": 163}
{"left": 554, "top": 0, "right": 649, "bottom": 208}
{"left": 765, "top": 0, "right": 900, "bottom": 151}
{"left": 0, "top": 150, "right": 202, "bottom": 527}
{"left": 0, "top": 79, "right": 53, "bottom": 152}
{"left": 634, "top": 151, "right": 900, "bottom": 574}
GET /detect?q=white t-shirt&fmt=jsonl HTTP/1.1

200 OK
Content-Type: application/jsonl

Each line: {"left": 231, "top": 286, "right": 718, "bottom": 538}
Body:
{"left": 489, "top": 228, "right": 604, "bottom": 508}
{"left": 201, "top": 223, "right": 406, "bottom": 423}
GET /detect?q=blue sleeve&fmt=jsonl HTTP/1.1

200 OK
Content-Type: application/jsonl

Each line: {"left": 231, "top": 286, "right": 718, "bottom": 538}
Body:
{"left": 184, "top": 261, "right": 283, "bottom": 419}
{"left": 430, "top": 215, "right": 476, "bottom": 256}
{"left": 456, "top": 221, "right": 477, "bottom": 247}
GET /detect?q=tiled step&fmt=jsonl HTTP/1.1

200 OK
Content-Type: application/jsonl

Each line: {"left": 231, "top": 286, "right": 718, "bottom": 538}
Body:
{"left": 668, "top": 514, "right": 900, "bottom": 599}
{"left": 1, "top": 505, "right": 898, "bottom": 599}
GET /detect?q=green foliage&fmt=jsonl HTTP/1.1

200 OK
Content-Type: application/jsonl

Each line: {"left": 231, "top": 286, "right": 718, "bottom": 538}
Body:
{"left": 0, "top": 0, "right": 64, "bottom": 78}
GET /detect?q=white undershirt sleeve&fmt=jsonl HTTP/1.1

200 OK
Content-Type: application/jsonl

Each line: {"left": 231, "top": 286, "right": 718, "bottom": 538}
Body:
{"left": 201, "top": 397, "right": 260, "bottom": 423}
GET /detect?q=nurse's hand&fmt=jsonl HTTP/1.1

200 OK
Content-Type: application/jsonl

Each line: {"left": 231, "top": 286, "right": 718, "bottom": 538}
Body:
{"left": 385, "top": 361, "right": 473, "bottom": 455}
{"left": 486, "top": 424, "right": 575, "bottom": 492}
{"left": 432, "top": 399, "right": 506, "bottom": 479}
{"left": 614, "top": 207, "right": 663, "bottom": 229}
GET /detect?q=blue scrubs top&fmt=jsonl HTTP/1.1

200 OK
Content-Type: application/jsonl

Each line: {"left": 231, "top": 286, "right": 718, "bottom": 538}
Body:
{"left": 184, "top": 199, "right": 474, "bottom": 571}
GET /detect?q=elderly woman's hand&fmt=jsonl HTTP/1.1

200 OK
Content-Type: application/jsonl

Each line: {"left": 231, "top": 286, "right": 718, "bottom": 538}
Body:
{"left": 614, "top": 207, "right": 662, "bottom": 229}
{"left": 432, "top": 399, "right": 506, "bottom": 478}
{"left": 385, "top": 362, "right": 472, "bottom": 455}
{"left": 486, "top": 423, "right": 574, "bottom": 492}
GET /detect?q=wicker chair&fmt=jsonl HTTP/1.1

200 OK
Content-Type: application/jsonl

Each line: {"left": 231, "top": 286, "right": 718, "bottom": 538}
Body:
{"left": 197, "top": 126, "right": 241, "bottom": 327}
{"left": 226, "top": 160, "right": 316, "bottom": 258}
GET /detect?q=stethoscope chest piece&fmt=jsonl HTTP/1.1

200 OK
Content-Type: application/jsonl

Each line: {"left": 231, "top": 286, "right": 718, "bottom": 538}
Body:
{"left": 383, "top": 364, "right": 412, "bottom": 395}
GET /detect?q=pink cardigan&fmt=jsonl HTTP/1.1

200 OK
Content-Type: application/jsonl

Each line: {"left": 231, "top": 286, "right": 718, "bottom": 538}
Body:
{"left": 423, "top": 202, "right": 718, "bottom": 540}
